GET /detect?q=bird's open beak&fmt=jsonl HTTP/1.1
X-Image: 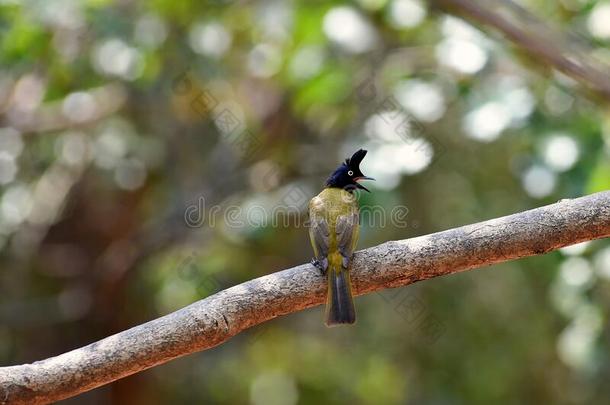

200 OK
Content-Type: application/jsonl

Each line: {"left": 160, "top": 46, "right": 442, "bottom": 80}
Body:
{"left": 354, "top": 176, "right": 375, "bottom": 182}
{"left": 354, "top": 176, "right": 375, "bottom": 192}
{"left": 355, "top": 183, "right": 370, "bottom": 192}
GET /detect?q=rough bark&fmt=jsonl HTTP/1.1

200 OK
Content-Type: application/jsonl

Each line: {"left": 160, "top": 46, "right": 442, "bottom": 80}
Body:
{"left": 1, "top": 191, "right": 610, "bottom": 404}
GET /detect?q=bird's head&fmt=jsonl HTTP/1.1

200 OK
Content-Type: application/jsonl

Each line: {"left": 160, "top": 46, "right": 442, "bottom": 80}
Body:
{"left": 325, "top": 149, "right": 375, "bottom": 192}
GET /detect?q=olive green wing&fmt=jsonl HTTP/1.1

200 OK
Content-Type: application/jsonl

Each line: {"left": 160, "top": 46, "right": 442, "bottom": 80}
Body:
{"left": 335, "top": 211, "right": 359, "bottom": 268}
{"left": 308, "top": 197, "right": 331, "bottom": 271}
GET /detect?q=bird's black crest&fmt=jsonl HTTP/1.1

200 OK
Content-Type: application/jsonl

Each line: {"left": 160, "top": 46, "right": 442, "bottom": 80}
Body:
{"left": 344, "top": 149, "right": 367, "bottom": 169}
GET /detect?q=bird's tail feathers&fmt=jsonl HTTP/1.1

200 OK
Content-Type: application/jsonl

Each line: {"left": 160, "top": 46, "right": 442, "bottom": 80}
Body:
{"left": 325, "top": 266, "right": 356, "bottom": 326}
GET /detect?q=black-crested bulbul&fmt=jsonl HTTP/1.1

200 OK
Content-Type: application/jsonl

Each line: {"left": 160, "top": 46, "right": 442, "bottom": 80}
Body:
{"left": 308, "top": 149, "right": 374, "bottom": 326}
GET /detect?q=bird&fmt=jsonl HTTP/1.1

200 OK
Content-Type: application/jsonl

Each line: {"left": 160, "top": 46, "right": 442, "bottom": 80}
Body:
{"left": 308, "top": 149, "right": 375, "bottom": 326}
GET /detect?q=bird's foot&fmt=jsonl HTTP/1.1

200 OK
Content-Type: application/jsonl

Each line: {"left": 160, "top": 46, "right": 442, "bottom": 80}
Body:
{"left": 311, "top": 258, "right": 327, "bottom": 275}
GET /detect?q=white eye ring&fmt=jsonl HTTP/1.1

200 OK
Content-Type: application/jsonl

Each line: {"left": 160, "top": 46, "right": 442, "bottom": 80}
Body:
{"left": 348, "top": 170, "right": 354, "bottom": 176}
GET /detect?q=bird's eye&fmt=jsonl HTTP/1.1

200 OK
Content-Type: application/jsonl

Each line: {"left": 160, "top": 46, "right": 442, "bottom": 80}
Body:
{"left": 347, "top": 170, "right": 354, "bottom": 176}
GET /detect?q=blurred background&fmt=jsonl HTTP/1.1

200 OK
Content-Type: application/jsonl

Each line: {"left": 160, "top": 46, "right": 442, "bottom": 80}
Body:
{"left": 1, "top": 0, "right": 610, "bottom": 403}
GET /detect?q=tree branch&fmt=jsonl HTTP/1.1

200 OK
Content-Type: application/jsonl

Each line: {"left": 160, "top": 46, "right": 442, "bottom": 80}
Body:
{"left": 2, "top": 191, "right": 610, "bottom": 404}
{"left": 434, "top": 0, "right": 610, "bottom": 103}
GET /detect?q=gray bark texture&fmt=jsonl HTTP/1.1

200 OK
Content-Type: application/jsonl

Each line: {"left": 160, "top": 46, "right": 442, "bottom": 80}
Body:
{"left": 1, "top": 191, "right": 610, "bottom": 404}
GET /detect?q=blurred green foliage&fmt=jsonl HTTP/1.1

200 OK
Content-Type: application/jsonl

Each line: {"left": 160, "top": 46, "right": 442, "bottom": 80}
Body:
{"left": 0, "top": 0, "right": 609, "bottom": 404}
